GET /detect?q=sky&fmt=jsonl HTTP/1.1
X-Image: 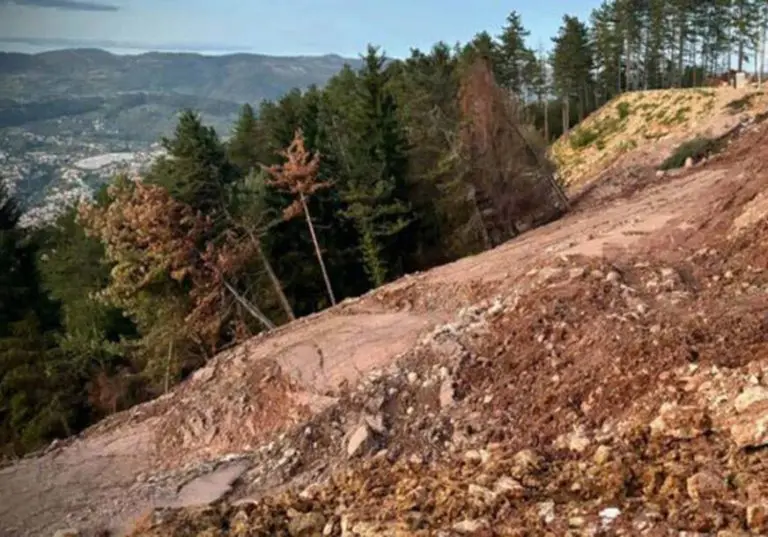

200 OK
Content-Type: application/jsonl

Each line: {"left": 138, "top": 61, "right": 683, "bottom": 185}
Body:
{"left": 0, "top": 0, "right": 605, "bottom": 58}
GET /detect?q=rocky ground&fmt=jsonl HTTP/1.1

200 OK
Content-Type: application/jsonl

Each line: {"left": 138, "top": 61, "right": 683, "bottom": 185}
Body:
{"left": 3, "top": 106, "right": 768, "bottom": 537}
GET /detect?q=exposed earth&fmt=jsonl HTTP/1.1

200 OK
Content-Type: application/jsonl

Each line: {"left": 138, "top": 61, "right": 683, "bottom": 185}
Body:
{"left": 2, "top": 88, "right": 768, "bottom": 536}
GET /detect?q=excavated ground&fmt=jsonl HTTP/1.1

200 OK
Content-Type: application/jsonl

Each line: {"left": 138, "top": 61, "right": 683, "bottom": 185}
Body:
{"left": 2, "top": 116, "right": 768, "bottom": 537}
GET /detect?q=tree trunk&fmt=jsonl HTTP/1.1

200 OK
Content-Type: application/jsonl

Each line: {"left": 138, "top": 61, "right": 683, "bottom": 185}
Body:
{"left": 562, "top": 97, "right": 570, "bottom": 135}
{"left": 543, "top": 98, "right": 549, "bottom": 142}
{"left": 760, "top": 14, "right": 766, "bottom": 88}
{"left": 164, "top": 340, "right": 173, "bottom": 394}
{"left": 299, "top": 191, "right": 336, "bottom": 306}
{"left": 251, "top": 234, "right": 295, "bottom": 321}
{"left": 224, "top": 281, "right": 276, "bottom": 330}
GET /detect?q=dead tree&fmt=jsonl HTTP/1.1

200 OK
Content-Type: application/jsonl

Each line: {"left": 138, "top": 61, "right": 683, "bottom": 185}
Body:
{"left": 456, "top": 57, "right": 567, "bottom": 247}
{"left": 263, "top": 130, "right": 337, "bottom": 306}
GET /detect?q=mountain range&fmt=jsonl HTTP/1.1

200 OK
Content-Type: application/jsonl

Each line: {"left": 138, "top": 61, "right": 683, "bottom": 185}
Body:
{"left": 0, "top": 48, "right": 360, "bottom": 141}
{"left": 0, "top": 48, "right": 360, "bottom": 222}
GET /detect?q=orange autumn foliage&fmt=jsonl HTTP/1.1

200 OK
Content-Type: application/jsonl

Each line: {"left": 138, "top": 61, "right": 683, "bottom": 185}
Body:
{"left": 78, "top": 179, "right": 254, "bottom": 354}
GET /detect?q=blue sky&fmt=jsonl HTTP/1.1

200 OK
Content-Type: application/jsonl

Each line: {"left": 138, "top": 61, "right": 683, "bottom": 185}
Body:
{"left": 0, "top": 0, "right": 604, "bottom": 57}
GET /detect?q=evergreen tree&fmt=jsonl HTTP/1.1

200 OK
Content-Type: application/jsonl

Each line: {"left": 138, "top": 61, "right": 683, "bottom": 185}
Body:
{"left": 228, "top": 103, "right": 261, "bottom": 175}
{"left": 339, "top": 46, "right": 416, "bottom": 287}
{"left": 147, "top": 109, "right": 237, "bottom": 218}
{"left": 551, "top": 15, "right": 594, "bottom": 130}
{"left": 496, "top": 11, "right": 535, "bottom": 96}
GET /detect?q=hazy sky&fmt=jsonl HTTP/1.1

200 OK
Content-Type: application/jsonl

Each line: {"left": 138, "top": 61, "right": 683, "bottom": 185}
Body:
{"left": 0, "top": 0, "right": 604, "bottom": 57}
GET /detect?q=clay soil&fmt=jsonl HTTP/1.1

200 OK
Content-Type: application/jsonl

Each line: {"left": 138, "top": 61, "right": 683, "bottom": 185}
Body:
{"left": 2, "top": 116, "right": 768, "bottom": 537}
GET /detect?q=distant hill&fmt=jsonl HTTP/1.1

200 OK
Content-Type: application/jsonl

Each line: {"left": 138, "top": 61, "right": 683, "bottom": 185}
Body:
{"left": 0, "top": 48, "right": 360, "bottom": 141}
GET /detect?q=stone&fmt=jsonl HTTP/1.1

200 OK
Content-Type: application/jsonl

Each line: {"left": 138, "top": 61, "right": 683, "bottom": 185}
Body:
{"left": 606, "top": 271, "right": 622, "bottom": 283}
{"left": 452, "top": 519, "right": 489, "bottom": 534}
{"left": 363, "top": 414, "right": 386, "bottom": 435}
{"left": 439, "top": 379, "right": 455, "bottom": 409}
{"left": 600, "top": 507, "right": 621, "bottom": 528}
{"left": 468, "top": 484, "right": 497, "bottom": 503}
{"left": 649, "top": 403, "right": 711, "bottom": 440}
{"left": 685, "top": 156, "right": 694, "bottom": 168}
{"left": 746, "top": 504, "right": 768, "bottom": 533}
{"left": 734, "top": 386, "right": 768, "bottom": 413}
{"left": 53, "top": 530, "right": 80, "bottom": 537}
{"left": 538, "top": 501, "right": 556, "bottom": 524}
{"left": 347, "top": 423, "right": 374, "bottom": 458}
{"left": 513, "top": 449, "right": 541, "bottom": 474}
{"left": 730, "top": 409, "right": 768, "bottom": 449}
{"left": 567, "top": 430, "right": 591, "bottom": 453}
{"left": 686, "top": 471, "right": 727, "bottom": 501}
{"left": 569, "top": 267, "right": 586, "bottom": 279}
{"left": 494, "top": 476, "right": 525, "bottom": 497}
{"left": 288, "top": 512, "right": 327, "bottom": 537}
{"left": 464, "top": 449, "right": 491, "bottom": 464}
{"left": 593, "top": 445, "right": 612, "bottom": 465}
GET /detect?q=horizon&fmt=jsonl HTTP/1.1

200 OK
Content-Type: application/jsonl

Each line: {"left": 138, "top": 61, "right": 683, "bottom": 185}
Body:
{"left": 0, "top": 0, "right": 604, "bottom": 59}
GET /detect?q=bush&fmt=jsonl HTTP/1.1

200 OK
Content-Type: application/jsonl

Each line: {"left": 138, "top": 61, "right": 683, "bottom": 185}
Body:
{"left": 659, "top": 136, "right": 721, "bottom": 170}
{"left": 569, "top": 127, "right": 600, "bottom": 149}
{"left": 616, "top": 101, "right": 631, "bottom": 120}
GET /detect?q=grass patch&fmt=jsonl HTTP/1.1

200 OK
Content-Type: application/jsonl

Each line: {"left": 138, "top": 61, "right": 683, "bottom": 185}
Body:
{"left": 569, "top": 127, "right": 600, "bottom": 149}
{"left": 616, "top": 101, "right": 631, "bottom": 120}
{"left": 616, "top": 139, "right": 637, "bottom": 153}
{"left": 659, "top": 106, "right": 690, "bottom": 126}
{"left": 726, "top": 92, "right": 763, "bottom": 114}
{"left": 659, "top": 136, "right": 722, "bottom": 170}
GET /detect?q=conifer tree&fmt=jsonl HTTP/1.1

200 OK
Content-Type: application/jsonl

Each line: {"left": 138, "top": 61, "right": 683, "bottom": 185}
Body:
{"left": 496, "top": 11, "right": 535, "bottom": 96}
{"left": 147, "top": 109, "right": 237, "bottom": 219}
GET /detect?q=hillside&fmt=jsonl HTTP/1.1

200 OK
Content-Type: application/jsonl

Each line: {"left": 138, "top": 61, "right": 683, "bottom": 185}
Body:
{"left": 2, "top": 87, "right": 768, "bottom": 536}
{"left": 552, "top": 86, "right": 768, "bottom": 189}
{"left": 0, "top": 48, "right": 359, "bottom": 220}
{"left": 0, "top": 49, "right": 358, "bottom": 141}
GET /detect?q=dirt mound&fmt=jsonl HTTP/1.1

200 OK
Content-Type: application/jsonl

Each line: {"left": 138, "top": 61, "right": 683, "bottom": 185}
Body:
{"left": 3, "top": 114, "right": 768, "bottom": 537}
{"left": 122, "top": 120, "right": 768, "bottom": 536}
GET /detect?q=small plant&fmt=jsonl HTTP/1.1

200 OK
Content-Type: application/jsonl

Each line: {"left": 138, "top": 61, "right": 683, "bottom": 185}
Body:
{"left": 659, "top": 106, "right": 690, "bottom": 126}
{"left": 616, "top": 101, "right": 631, "bottom": 120}
{"left": 569, "top": 127, "right": 600, "bottom": 149}
{"left": 726, "top": 94, "right": 758, "bottom": 114}
{"left": 596, "top": 139, "right": 606, "bottom": 151}
{"left": 659, "top": 136, "right": 722, "bottom": 170}
{"left": 617, "top": 139, "right": 638, "bottom": 153}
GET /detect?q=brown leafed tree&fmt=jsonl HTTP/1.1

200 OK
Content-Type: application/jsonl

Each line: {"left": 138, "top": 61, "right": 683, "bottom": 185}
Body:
{"left": 78, "top": 179, "right": 262, "bottom": 381}
{"left": 263, "top": 129, "right": 337, "bottom": 306}
{"left": 457, "top": 57, "right": 567, "bottom": 247}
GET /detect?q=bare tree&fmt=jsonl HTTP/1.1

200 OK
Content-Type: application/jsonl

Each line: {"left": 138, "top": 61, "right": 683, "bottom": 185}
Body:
{"left": 263, "top": 129, "right": 337, "bottom": 306}
{"left": 456, "top": 57, "right": 567, "bottom": 246}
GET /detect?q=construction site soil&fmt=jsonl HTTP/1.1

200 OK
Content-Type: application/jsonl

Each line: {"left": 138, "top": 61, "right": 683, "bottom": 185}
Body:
{"left": 3, "top": 106, "right": 768, "bottom": 537}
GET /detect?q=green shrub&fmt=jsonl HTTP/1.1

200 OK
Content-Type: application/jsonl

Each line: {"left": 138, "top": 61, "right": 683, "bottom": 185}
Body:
{"left": 616, "top": 101, "right": 631, "bottom": 120}
{"left": 595, "top": 139, "right": 606, "bottom": 151}
{"left": 569, "top": 127, "right": 600, "bottom": 149}
{"left": 659, "top": 136, "right": 722, "bottom": 170}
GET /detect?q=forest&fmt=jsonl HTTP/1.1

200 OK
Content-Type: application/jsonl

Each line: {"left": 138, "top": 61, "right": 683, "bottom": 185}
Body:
{"left": 2, "top": 0, "right": 767, "bottom": 457}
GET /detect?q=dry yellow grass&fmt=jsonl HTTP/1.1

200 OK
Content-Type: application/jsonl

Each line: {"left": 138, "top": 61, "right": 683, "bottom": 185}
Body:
{"left": 551, "top": 85, "right": 768, "bottom": 189}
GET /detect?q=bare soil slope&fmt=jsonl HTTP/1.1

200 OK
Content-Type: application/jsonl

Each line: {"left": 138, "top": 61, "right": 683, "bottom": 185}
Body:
{"left": 2, "top": 89, "right": 768, "bottom": 537}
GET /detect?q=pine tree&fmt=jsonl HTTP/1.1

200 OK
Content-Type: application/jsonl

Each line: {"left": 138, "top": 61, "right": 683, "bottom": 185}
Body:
{"left": 551, "top": 15, "right": 594, "bottom": 130}
{"left": 496, "top": 11, "right": 535, "bottom": 96}
{"left": 339, "top": 46, "right": 415, "bottom": 287}
{"left": 228, "top": 103, "right": 261, "bottom": 175}
{"left": 147, "top": 109, "right": 237, "bottom": 218}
